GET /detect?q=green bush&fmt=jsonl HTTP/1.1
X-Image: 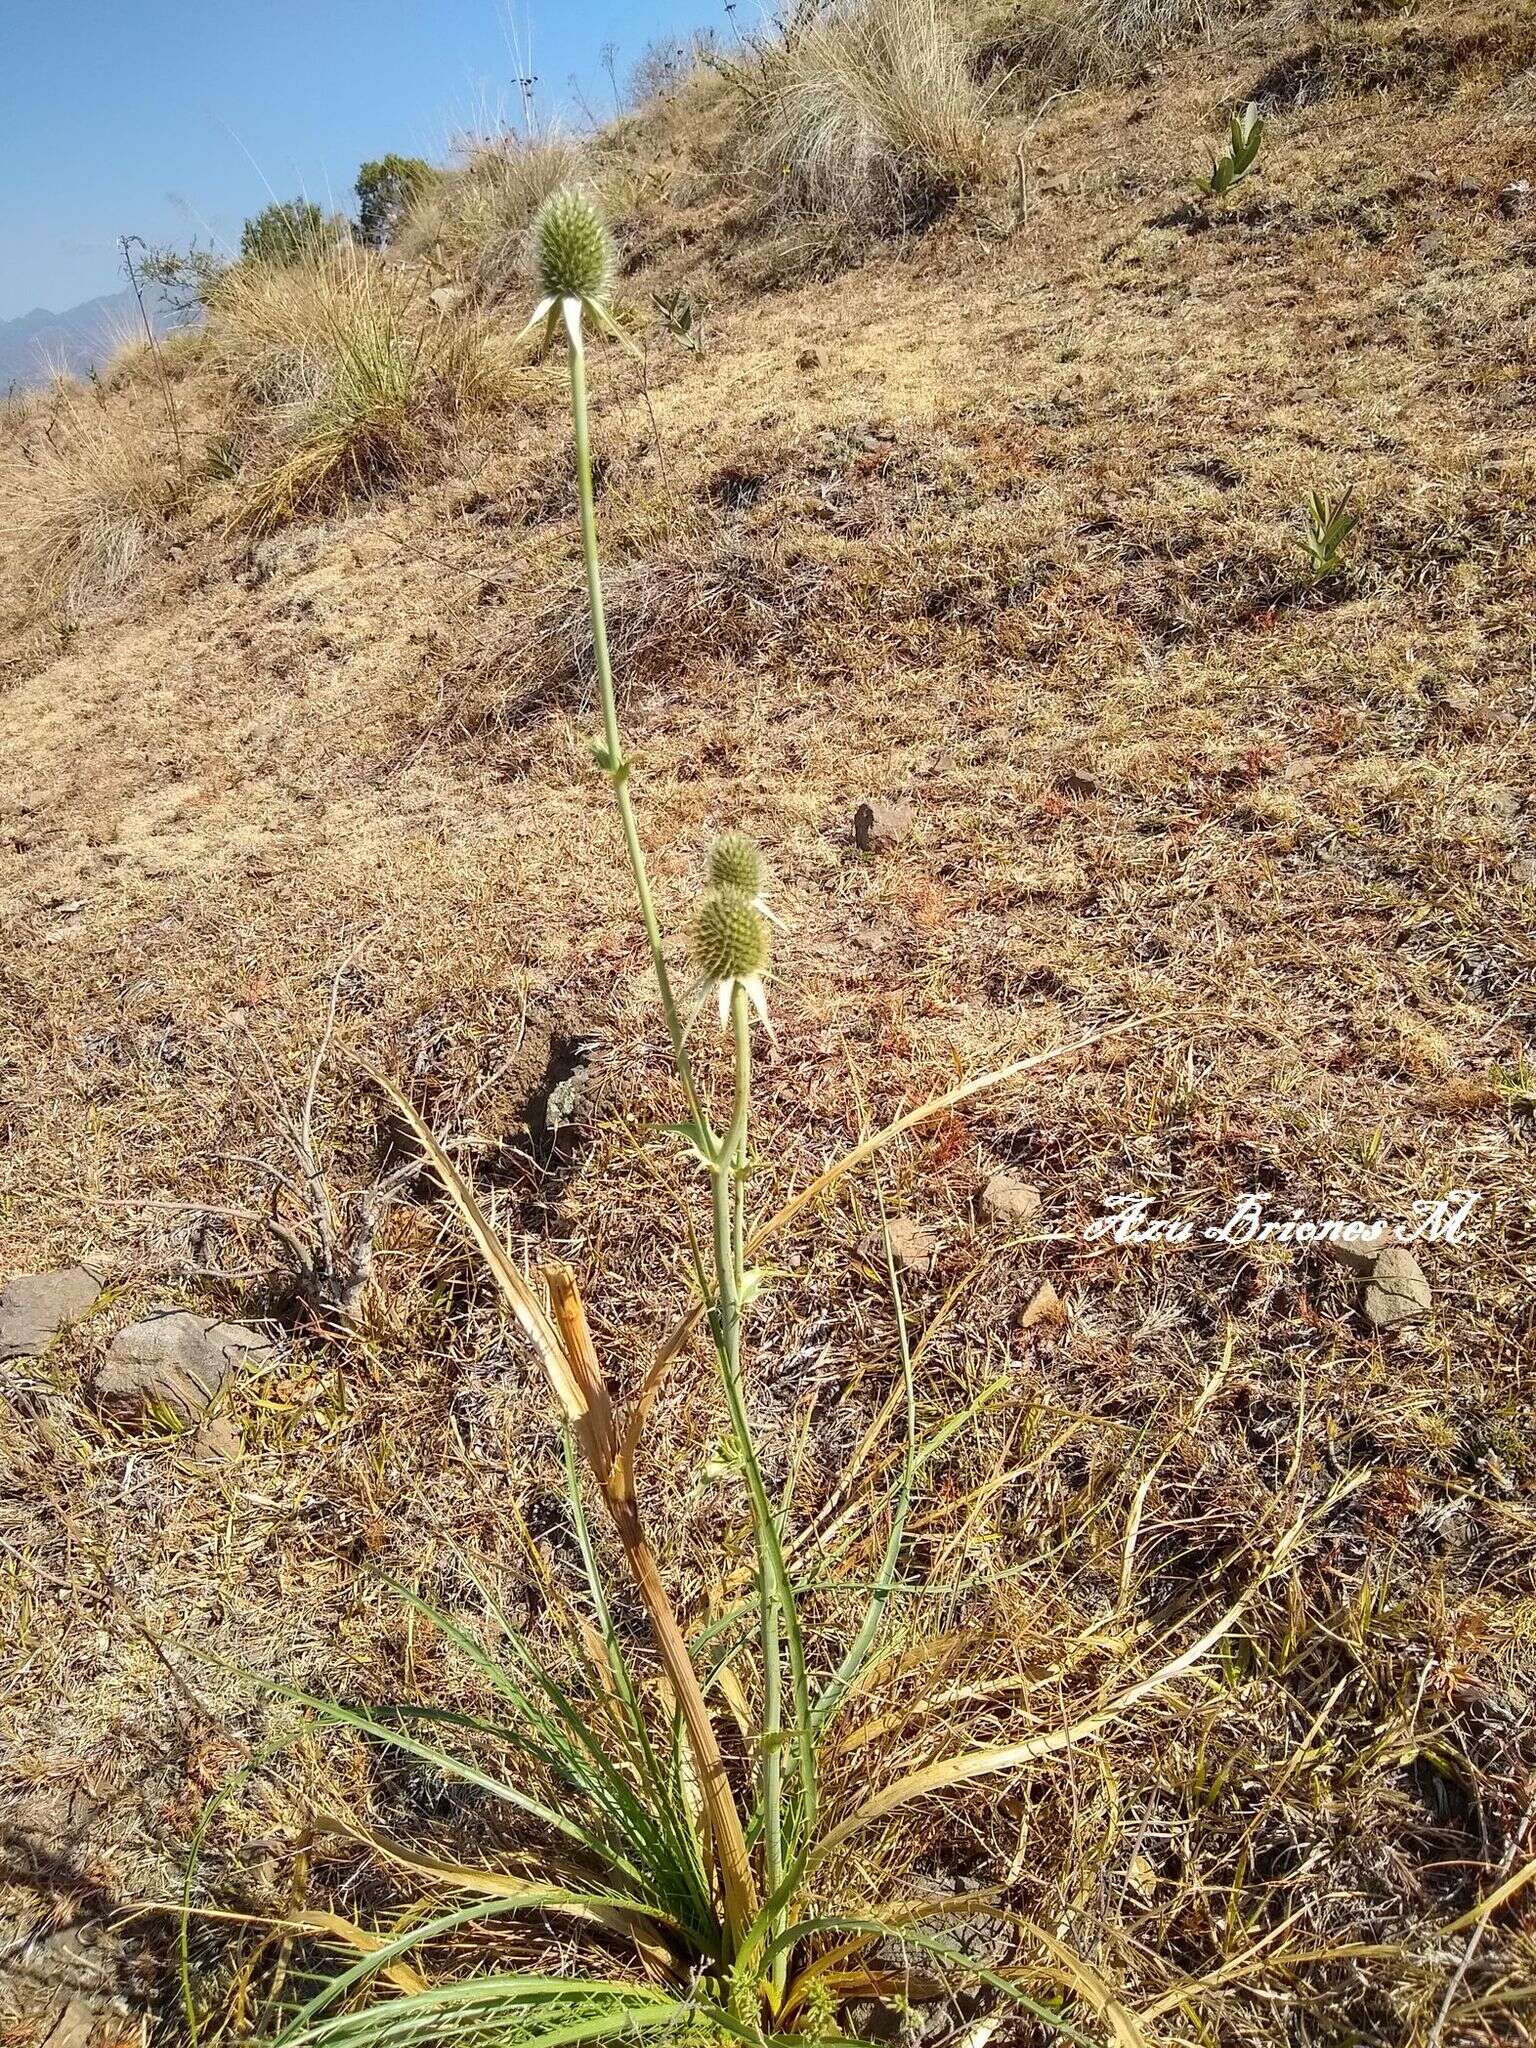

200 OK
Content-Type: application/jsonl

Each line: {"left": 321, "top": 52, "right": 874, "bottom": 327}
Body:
{"left": 355, "top": 154, "right": 438, "bottom": 247}
{"left": 239, "top": 198, "right": 349, "bottom": 266}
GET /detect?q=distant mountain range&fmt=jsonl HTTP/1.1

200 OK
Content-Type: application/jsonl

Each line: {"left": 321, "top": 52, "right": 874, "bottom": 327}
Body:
{"left": 0, "top": 284, "right": 183, "bottom": 393}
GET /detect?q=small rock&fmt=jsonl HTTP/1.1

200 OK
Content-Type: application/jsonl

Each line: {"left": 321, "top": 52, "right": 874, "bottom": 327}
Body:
{"left": 95, "top": 1311, "right": 270, "bottom": 1423}
{"left": 1057, "top": 767, "right": 1100, "bottom": 798}
{"left": 187, "top": 1415, "right": 244, "bottom": 1464}
{"left": 1363, "top": 1247, "right": 1432, "bottom": 1330}
{"left": 36, "top": 1997, "right": 98, "bottom": 2048}
{"left": 878, "top": 1219, "right": 940, "bottom": 1279}
{"left": 0, "top": 1266, "right": 103, "bottom": 1360}
{"left": 853, "top": 798, "right": 915, "bottom": 854}
{"left": 1498, "top": 180, "right": 1533, "bottom": 218}
{"left": 1324, "top": 1224, "right": 1395, "bottom": 1277}
{"left": 980, "top": 1171, "right": 1043, "bottom": 1229}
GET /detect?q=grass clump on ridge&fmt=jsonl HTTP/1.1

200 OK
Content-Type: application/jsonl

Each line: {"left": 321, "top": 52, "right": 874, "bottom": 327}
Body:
{"left": 0, "top": 374, "right": 185, "bottom": 623}
{"left": 207, "top": 245, "right": 508, "bottom": 532}
{"left": 755, "top": 0, "right": 998, "bottom": 226}
{"left": 996, "top": 0, "right": 1232, "bottom": 85}
{"left": 190, "top": 189, "right": 1353, "bottom": 2048}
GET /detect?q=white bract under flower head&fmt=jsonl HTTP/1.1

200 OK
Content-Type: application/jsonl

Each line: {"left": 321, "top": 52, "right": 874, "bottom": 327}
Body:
{"left": 523, "top": 187, "right": 634, "bottom": 353}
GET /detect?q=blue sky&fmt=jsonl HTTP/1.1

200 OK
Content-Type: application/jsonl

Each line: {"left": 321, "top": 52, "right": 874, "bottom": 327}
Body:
{"left": 0, "top": 0, "right": 716, "bottom": 321}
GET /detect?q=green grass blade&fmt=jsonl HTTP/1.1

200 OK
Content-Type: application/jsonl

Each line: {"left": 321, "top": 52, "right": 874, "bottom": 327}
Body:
{"left": 273, "top": 1893, "right": 671, "bottom": 2044}
{"left": 285, "top": 1974, "right": 686, "bottom": 2048}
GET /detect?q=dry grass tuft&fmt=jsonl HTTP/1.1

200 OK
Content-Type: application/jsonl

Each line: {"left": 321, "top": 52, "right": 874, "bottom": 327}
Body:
{"left": 756, "top": 0, "right": 998, "bottom": 225}
{"left": 395, "top": 130, "right": 586, "bottom": 299}
{"left": 1000, "top": 0, "right": 1236, "bottom": 85}
{"left": 208, "top": 248, "right": 510, "bottom": 531}
{"left": 0, "top": 377, "right": 183, "bottom": 623}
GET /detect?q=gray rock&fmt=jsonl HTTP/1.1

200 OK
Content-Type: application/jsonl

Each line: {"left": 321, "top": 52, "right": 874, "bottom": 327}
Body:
{"left": 95, "top": 1311, "right": 270, "bottom": 1423}
{"left": 980, "top": 1171, "right": 1043, "bottom": 1229}
{"left": 876, "top": 1219, "right": 940, "bottom": 1279}
{"left": 1324, "top": 1224, "right": 1395, "bottom": 1276}
{"left": 1364, "top": 1248, "right": 1432, "bottom": 1330}
{"left": 0, "top": 1267, "right": 103, "bottom": 1360}
{"left": 854, "top": 798, "right": 916, "bottom": 854}
{"left": 187, "top": 1415, "right": 244, "bottom": 1464}
{"left": 36, "top": 1998, "right": 99, "bottom": 2048}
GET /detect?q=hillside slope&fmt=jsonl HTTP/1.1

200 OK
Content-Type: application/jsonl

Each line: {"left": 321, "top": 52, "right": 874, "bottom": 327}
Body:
{"left": 2, "top": 4, "right": 1534, "bottom": 2043}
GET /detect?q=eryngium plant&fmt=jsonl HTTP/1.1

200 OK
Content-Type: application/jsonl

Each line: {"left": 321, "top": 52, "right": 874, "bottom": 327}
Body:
{"left": 233, "top": 190, "right": 1234, "bottom": 2048}
{"left": 1298, "top": 484, "right": 1359, "bottom": 581}
{"left": 1201, "top": 101, "right": 1262, "bottom": 199}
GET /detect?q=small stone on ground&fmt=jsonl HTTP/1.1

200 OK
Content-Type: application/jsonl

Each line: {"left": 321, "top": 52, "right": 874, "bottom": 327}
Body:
{"left": 980, "top": 1171, "right": 1043, "bottom": 1228}
{"left": 877, "top": 1218, "right": 939, "bottom": 1278}
{"left": 853, "top": 798, "right": 915, "bottom": 853}
{"left": 1325, "top": 1225, "right": 1395, "bottom": 1276}
{"left": 1364, "top": 1247, "right": 1432, "bottom": 1329}
{"left": 0, "top": 1267, "right": 103, "bottom": 1360}
{"left": 95, "top": 1311, "right": 271, "bottom": 1423}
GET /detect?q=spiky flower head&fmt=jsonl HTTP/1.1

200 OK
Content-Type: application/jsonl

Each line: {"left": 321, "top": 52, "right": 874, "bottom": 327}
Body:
{"left": 522, "top": 189, "right": 635, "bottom": 354}
{"left": 693, "top": 888, "right": 770, "bottom": 985}
{"left": 691, "top": 886, "right": 774, "bottom": 1033}
{"left": 708, "top": 832, "right": 764, "bottom": 897}
{"left": 532, "top": 187, "right": 615, "bottom": 305}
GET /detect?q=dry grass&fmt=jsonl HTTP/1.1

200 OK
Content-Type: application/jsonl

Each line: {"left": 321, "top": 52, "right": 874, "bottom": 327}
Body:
{"left": 2, "top": 2, "right": 1535, "bottom": 2042}
{"left": 1014, "top": 0, "right": 1232, "bottom": 82}
{"left": 395, "top": 130, "right": 587, "bottom": 299}
{"left": 755, "top": 0, "right": 998, "bottom": 225}
{"left": 206, "top": 247, "right": 510, "bottom": 531}
{"left": 0, "top": 374, "right": 184, "bottom": 623}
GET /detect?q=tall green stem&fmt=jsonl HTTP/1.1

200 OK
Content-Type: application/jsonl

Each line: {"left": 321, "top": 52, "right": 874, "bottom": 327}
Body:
{"left": 566, "top": 305, "right": 817, "bottom": 1974}
{"left": 710, "top": 990, "right": 818, "bottom": 1861}
{"left": 567, "top": 320, "right": 710, "bottom": 1142}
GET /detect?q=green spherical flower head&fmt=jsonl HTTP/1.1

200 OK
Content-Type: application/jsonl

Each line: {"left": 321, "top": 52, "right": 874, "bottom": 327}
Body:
{"left": 708, "top": 832, "right": 763, "bottom": 897}
{"left": 532, "top": 188, "right": 614, "bottom": 304}
{"left": 693, "top": 888, "right": 770, "bottom": 985}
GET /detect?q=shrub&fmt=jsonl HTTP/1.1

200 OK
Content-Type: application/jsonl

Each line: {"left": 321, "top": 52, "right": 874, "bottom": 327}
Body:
{"left": 393, "top": 131, "right": 585, "bottom": 299}
{"left": 355, "top": 153, "right": 438, "bottom": 247}
{"left": 240, "top": 198, "right": 351, "bottom": 266}
{"left": 756, "top": 0, "right": 996, "bottom": 227}
{"left": 0, "top": 378, "right": 181, "bottom": 621}
{"left": 137, "top": 240, "right": 228, "bottom": 317}
{"left": 209, "top": 246, "right": 507, "bottom": 530}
